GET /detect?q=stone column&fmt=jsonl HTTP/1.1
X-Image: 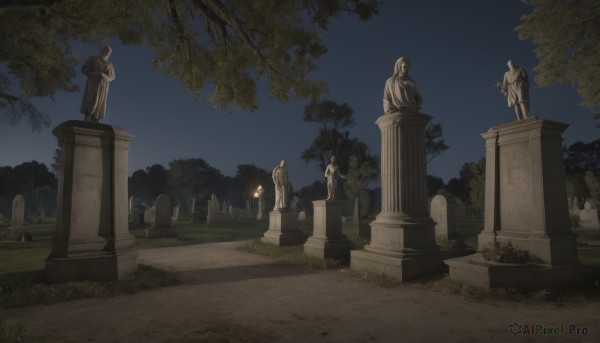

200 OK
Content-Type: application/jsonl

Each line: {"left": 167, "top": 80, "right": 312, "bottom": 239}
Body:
{"left": 304, "top": 200, "right": 353, "bottom": 261}
{"left": 351, "top": 112, "right": 443, "bottom": 281}
{"left": 45, "top": 120, "right": 138, "bottom": 282}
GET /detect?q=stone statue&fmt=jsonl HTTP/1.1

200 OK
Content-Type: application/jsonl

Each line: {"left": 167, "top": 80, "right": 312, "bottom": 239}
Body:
{"left": 272, "top": 160, "right": 289, "bottom": 210}
{"left": 325, "top": 156, "right": 346, "bottom": 200}
{"left": 383, "top": 57, "right": 423, "bottom": 114}
{"left": 501, "top": 59, "right": 529, "bottom": 120}
{"left": 80, "top": 46, "right": 115, "bottom": 123}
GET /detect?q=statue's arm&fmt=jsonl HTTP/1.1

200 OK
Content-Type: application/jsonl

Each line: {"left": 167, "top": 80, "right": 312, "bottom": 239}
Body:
{"left": 105, "top": 63, "right": 116, "bottom": 82}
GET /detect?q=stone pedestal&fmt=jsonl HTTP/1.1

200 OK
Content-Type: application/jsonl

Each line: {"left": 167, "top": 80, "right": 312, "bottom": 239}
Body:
{"left": 351, "top": 112, "right": 444, "bottom": 281}
{"left": 446, "top": 118, "right": 585, "bottom": 291}
{"left": 261, "top": 210, "right": 305, "bottom": 246}
{"left": 45, "top": 120, "right": 138, "bottom": 283}
{"left": 304, "top": 200, "right": 353, "bottom": 262}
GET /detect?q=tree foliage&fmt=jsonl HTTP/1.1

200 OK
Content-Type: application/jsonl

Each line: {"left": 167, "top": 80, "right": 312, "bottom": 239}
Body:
{"left": 563, "top": 139, "right": 600, "bottom": 175}
{"left": 516, "top": 0, "right": 600, "bottom": 124}
{"left": 0, "top": 161, "right": 57, "bottom": 217}
{"left": 0, "top": 0, "right": 381, "bottom": 129}
{"left": 425, "top": 122, "right": 449, "bottom": 163}
{"left": 301, "top": 99, "right": 379, "bottom": 205}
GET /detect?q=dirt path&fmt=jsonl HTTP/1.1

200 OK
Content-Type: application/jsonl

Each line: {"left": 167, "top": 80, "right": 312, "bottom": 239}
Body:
{"left": 5, "top": 241, "right": 600, "bottom": 342}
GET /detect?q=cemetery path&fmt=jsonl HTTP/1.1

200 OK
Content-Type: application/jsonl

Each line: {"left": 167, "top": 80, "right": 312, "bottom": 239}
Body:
{"left": 5, "top": 241, "right": 600, "bottom": 343}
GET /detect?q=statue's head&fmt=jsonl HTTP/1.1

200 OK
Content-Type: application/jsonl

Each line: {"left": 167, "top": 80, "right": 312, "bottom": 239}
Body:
{"left": 330, "top": 155, "right": 336, "bottom": 163}
{"left": 101, "top": 46, "right": 112, "bottom": 59}
{"left": 507, "top": 59, "right": 515, "bottom": 69}
{"left": 394, "top": 57, "right": 411, "bottom": 76}
{"left": 279, "top": 160, "right": 286, "bottom": 167}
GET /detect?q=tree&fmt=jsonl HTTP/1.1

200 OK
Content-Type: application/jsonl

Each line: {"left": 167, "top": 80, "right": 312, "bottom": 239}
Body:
{"left": 167, "top": 158, "right": 222, "bottom": 208}
{"left": 146, "top": 164, "right": 170, "bottom": 201}
{"left": 234, "top": 164, "right": 271, "bottom": 204}
{"left": 425, "top": 122, "right": 449, "bottom": 163}
{"left": 344, "top": 156, "right": 378, "bottom": 218}
{"left": 516, "top": 0, "right": 600, "bottom": 125}
{"left": 585, "top": 171, "right": 600, "bottom": 208}
{"left": 302, "top": 99, "right": 379, "bottom": 204}
{"left": 563, "top": 139, "right": 600, "bottom": 175}
{"left": 447, "top": 158, "right": 485, "bottom": 218}
{"left": 1, "top": 0, "right": 381, "bottom": 129}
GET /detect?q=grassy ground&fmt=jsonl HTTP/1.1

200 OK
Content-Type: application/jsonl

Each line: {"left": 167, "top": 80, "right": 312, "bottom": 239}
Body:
{"left": 1, "top": 216, "right": 600, "bottom": 309}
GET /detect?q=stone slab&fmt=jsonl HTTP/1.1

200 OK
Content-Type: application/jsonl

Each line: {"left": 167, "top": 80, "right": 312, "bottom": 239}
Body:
{"left": 261, "top": 211, "right": 305, "bottom": 246}
{"left": 444, "top": 254, "right": 586, "bottom": 292}
{"left": 351, "top": 248, "right": 445, "bottom": 281}
{"left": 45, "top": 249, "right": 139, "bottom": 283}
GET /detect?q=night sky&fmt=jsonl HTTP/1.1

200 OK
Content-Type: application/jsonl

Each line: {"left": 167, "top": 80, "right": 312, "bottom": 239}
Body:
{"left": 1, "top": 0, "right": 598, "bottom": 190}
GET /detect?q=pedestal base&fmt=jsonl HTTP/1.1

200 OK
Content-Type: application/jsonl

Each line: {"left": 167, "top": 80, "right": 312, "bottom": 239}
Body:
{"left": 145, "top": 226, "right": 177, "bottom": 238}
{"left": 351, "top": 249, "right": 444, "bottom": 281}
{"left": 304, "top": 200, "right": 352, "bottom": 261}
{"left": 445, "top": 254, "right": 586, "bottom": 292}
{"left": 261, "top": 211, "right": 305, "bottom": 246}
{"left": 304, "top": 235, "right": 353, "bottom": 262}
{"left": 45, "top": 248, "right": 139, "bottom": 283}
{"left": 350, "top": 216, "right": 445, "bottom": 281}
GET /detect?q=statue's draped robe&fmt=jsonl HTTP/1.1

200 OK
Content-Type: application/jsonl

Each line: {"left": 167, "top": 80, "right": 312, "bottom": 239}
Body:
{"left": 325, "top": 163, "right": 342, "bottom": 200}
{"left": 502, "top": 67, "right": 529, "bottom": 112}
{"left": 80, "top": 56, "right": 115, "bottom": 120}
{"left": 272, "top": 166, "right": 289, "bottom": 210}
{"left": 383, "top": 75, "right": 422, "bottom": 114}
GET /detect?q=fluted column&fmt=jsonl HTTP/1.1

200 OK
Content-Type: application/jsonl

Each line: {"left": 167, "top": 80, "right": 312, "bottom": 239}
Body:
{"left": 376, "top": 112, "right": 430, "bottom": 219}
{"left": 350, "top": 112, "right": 443, "bottom": 281}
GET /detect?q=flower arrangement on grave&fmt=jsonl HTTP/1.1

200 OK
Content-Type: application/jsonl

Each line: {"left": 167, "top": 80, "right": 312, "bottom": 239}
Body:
{"left": 480, "top": 241, "right": 530, "bottom": 264}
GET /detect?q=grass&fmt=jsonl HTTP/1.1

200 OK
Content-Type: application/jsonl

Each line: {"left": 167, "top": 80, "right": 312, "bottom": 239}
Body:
{"left": 131, "top": 218, "right": 268, "bottom": 248}
{"left": 239, "top": 240, "right": 342, "bottom": 269}
{"left": 0, "top": 223, "right": 54, "bottom": 275}
{"left": 0, "top": 264, "right": 180, "bottom": 308}
{"left": 2, "top": 215, "right": 600, "bottom": 308}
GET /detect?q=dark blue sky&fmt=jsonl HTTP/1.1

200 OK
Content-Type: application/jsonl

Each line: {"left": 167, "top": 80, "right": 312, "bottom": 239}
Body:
{"left": 1, "top": 0, "right": 598, "bottom": 190}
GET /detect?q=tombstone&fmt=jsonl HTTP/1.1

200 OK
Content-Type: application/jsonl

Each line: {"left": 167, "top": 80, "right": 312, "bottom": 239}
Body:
{"left": 45, "top": 120, "right": 138, "bottom": 282}
{"left": 445, "top": 118, "right": 585, "bottom": 291}
{"left": 430, "top": 195, "right": 463, "bottom": 245}
{"left": 172, "top": 205, "right": 180, "bottom": 223}
{"left": 144, "top": 208, "right": 155, "bottom": 225}
{"left": 206, "top": 194, "right": 228, "bottom": 224}
{"left": 298, "top": 210, "right": 307, "bottom": 222}
{"left": 291, "top": 195, "right": 299, "bottom": 213}
{"left": 145, "top": 194, "right": 177, "bottom": 238}
{"left": 351, "top": 112, "right": 444, "bottom": 281}
{"left": 304, "top": 200, "right": 353, "bottom": 261}
{"left": 190, "top": 197, "right": 196, "bottom": 214}
{"left": 257, "top": 196, "right": 265, "bottom": 220}
{"left": 579, "top": 201, "right": 600, "bottom": 230}
{"left": 3, "top": 194, "right": 32, "bottom": 242}
{"left": 11, "top": 195, "right": 25, "bottom": 228}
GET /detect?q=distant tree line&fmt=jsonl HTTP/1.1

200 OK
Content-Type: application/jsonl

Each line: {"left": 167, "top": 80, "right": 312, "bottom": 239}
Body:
{"left": 0, "top": 161, "right": 57, "bottom": 219}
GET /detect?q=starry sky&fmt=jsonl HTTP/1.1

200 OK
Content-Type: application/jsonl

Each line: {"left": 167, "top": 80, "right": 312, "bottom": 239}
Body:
{"left": 1, "top": 0, "right": 598, "bottom": 190}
